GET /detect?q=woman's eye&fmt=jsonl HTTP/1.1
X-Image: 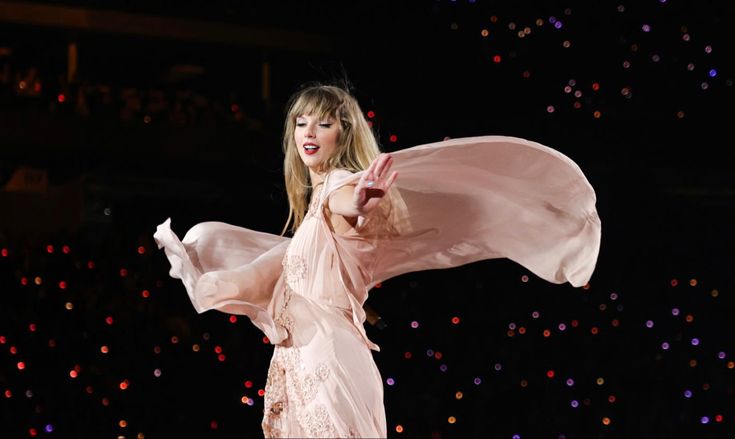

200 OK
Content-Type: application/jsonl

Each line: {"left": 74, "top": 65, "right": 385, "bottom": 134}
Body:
{"left": 319, "top": 123, "right": 333, "bottom": 128}
{"left": 296, "top": 122, "right": 306, "bottom": 127}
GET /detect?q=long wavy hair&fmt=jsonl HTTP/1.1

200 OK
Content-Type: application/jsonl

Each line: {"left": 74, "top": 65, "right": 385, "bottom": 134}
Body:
{"left": 281, "top": 85, "right": 381, "bottom": 235}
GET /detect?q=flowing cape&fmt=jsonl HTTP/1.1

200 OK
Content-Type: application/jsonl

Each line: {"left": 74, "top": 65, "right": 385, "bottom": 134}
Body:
{"left": 154, "top": 135, "right": 601, "bottom": 345}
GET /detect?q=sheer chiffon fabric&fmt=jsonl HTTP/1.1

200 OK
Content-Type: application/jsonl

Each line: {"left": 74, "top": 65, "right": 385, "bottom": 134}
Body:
{"left": 153, "top": 135, "right": 601, "bottom": 438}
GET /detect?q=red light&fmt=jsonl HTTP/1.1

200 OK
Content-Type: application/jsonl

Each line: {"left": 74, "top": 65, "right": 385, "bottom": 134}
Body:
{"left": 59, "top": 281, "right": 67, "bottom": 290}
{"left": 493, "top": 55, "right": 502, "bottom": 63}
{"left": 119, "top": 268, "right": 128, "bottom": 277}
{"left": 62, "top": 245, "right": 70, "bottom": 254}
{"left": 210, "top": 421, "right": 218, "bottom": 429}
{"left": 244, "top": 380, "right": 253, "bottom": 388}
{"left": 141, "top": 290, "right": 150, "bottom": 298}
{"left": 262, "top": 336, "right": 270, "bottom": 344}
{"left": 87, "top": 261, "right": 95, "bottom": 269}
{"left": 546, "top": 370, "right": 555, "bottom": 378}
{"left": 137, "top": 246, "right": 145, "bottom": 255}
{"left": 592, "top": 82, "right": 600, "bottom": 91}
{"left": 119, "top": 380, "right": 129, "bottom": 390}
{"left": 214, "top": 346, "right": 223, "bottom": 354}
{"left": 218, "top": 354, "right": 226, "bottom": 362}
{"left": 367, "top": 110, "right": 375, "bottom": 118}
{"left": 17, "top": 361, "right": 25, "bottom": 370}
{"left": 29, "top": 427, "right": 38, "bottom": 437}
{"left": 257, "top": 389, "right": 265, "bottom": 396}
{"left": 229, "top": 315, "right": 237, "bottom": 323}
{"left": 389, "top": 134, "right": 397, "bottom": 143}
{"left": 70, "top": 370, "right": 78, "bottom": 378}
{"left": 29, "top": 323, "right": 37, "bottom": 332}
{"left": 231, "top": 104, "right": 239, "bottom": 113}
{"left": 21, "top": 277, "right": 28, "bottom": 286}
{"left": 434, "top": 351, "right": 443, "bottom": 360}
{"left": 105, "top": 316, "right": 114, "bottom": 325}
{"left": 451, "top": 316, "right": 460, "bottom": 324}
{"left": 1, "top": 248, "right": 7, "bottom": 257}
{"left": 57, "top": 94, "right": 65, "bottom": 103}
{"left": 46, "top": 245, "right": 54, "bottom": 253}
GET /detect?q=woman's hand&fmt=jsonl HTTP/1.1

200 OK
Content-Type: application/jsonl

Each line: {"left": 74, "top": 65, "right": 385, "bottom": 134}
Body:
{"left": 353, "top": 153, "right": 398, "bottom": 216}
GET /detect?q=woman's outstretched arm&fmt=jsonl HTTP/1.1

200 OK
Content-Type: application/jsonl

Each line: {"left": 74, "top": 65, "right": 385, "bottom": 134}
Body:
{"left": 328, "top": 153, "right": 398, "bottom": 219}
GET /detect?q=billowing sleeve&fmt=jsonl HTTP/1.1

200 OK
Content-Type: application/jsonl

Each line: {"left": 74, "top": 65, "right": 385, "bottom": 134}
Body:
{"left": 153, "top": 218, "right": 291, "bottom": 343}
{"left": 324, "top": 135, "right": 601, "bottom": 290}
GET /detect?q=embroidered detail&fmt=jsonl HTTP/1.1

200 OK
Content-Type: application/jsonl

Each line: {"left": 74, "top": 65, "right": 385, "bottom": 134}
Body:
{"left": 305, "top": 184, "right": 324, "bottom": 219}
{"left": 262, "top": 344, "right": 336, "bottom": 437}
{"left": 301, "top": 404, "right": 338, "bottom": 438}
{"left": 274, "top": 285, "right": 295, "bottom": 337}
{"left": 282, "top": 254, "right": 307, "bottom": 285}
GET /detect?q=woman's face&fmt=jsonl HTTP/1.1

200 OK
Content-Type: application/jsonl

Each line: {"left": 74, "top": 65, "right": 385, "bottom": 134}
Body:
{"left": 294, "top": 113, "right": 340, "bottom": 173}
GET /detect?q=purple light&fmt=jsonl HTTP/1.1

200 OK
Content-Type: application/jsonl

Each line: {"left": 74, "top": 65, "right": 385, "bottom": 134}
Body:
{"left": 494, "top": 363, "right": 502, "bottom": 371}
{"left": 566, "top": 378, "right": 575, "bottom": 387}
{"left": 610, "top": 293, "right": 618, "bottom": 300}
{"left": 386, "top": 378, "right": 395, "bottom": 386}
{"left": 672, "top": 308, "right": 680, "bottom": 316}
{"left": 701, "top": 416, "right": 710, "bottom": 424}
{"left": 718, "top": 352, "right": 726, "bottom": 359}
{"left": 684, "top": 390, "right": 693, "bottom": 398}
{"left": 642, "top": 24, "right": 651, "bottom": 32}
{"left": 691, "top": 338, "right": 700, "bottom": 346}
{"left": 532, "top": 311, "right": 540, "bottom": 319}
{"left": 513, "top": 435, "right": 521, "bottom": 439}
{"left": 558, "top": 323, "right": 567, "bottom": 331}
{"left": 645, "top": 320, "right": 654, "bottom": 328}
{"left": 509, "top": 322, "right": 517, "bottom": 330}
{"left": 704, "top": 45, "right": 713, "bottom": 54}
{"left": 549, "top": 16, "right": 557, "bottom": 24}
{"left": 410, "top": 321, "right": 419, "bottom": 329}
{"left": 426, "top": 349, "right": 434, "bottom": 357}
{"left": 709, "top": 69, "right": 717, "bottom": 77}
{"left": 571, "top": 400, "right": 579, "bottom": 408}
{"left": 554, "top": 21, "right": 563, "bottom": 29}
{"left": 662, "top": 342, "right": 670, "bottom": 350}
{"left": 474, "top": 377, "right": 482, "bottom": 385}
{"left": 440, "top": 364, "right": 448, "bottom": 372}
{"left": 45, "top": 424, "right": 54, "bottom": 433}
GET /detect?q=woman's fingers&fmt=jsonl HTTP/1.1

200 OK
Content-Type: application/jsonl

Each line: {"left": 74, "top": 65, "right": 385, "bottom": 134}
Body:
{"left": 374, "top": 153, "right": 392, "bottom": 181}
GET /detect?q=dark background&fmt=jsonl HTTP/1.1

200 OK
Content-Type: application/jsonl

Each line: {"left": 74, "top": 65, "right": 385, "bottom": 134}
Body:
{"left": 1, "top": 0, "right": 734, "bottom": 438}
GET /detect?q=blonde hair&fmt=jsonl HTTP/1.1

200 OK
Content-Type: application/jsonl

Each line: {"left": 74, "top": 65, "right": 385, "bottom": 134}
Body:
{"left": 281, "top": 85, "right": 381, "bottom": 235}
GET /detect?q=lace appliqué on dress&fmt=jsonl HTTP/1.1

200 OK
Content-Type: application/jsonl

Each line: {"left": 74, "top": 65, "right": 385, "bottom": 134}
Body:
{"left": 262, "top": 335, "right": 336, "bottom": 437}
{"left": 282, "top": 254, "right": 306, "bottom": 286}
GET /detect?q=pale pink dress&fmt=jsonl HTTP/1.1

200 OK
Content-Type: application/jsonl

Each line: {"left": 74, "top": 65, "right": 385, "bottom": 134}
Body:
{"left": 153, "top": 135, "right": 602, "bottom": 438}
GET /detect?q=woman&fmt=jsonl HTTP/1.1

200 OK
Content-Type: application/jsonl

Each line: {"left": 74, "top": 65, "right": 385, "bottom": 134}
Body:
{"left": 154, "top": 84, "right": 601, "bottom": 437}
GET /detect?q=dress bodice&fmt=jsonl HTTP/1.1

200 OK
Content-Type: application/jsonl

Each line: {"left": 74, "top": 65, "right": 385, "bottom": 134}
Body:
{"left": 282, "top": 183, "right": 352, "bottom": 310}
